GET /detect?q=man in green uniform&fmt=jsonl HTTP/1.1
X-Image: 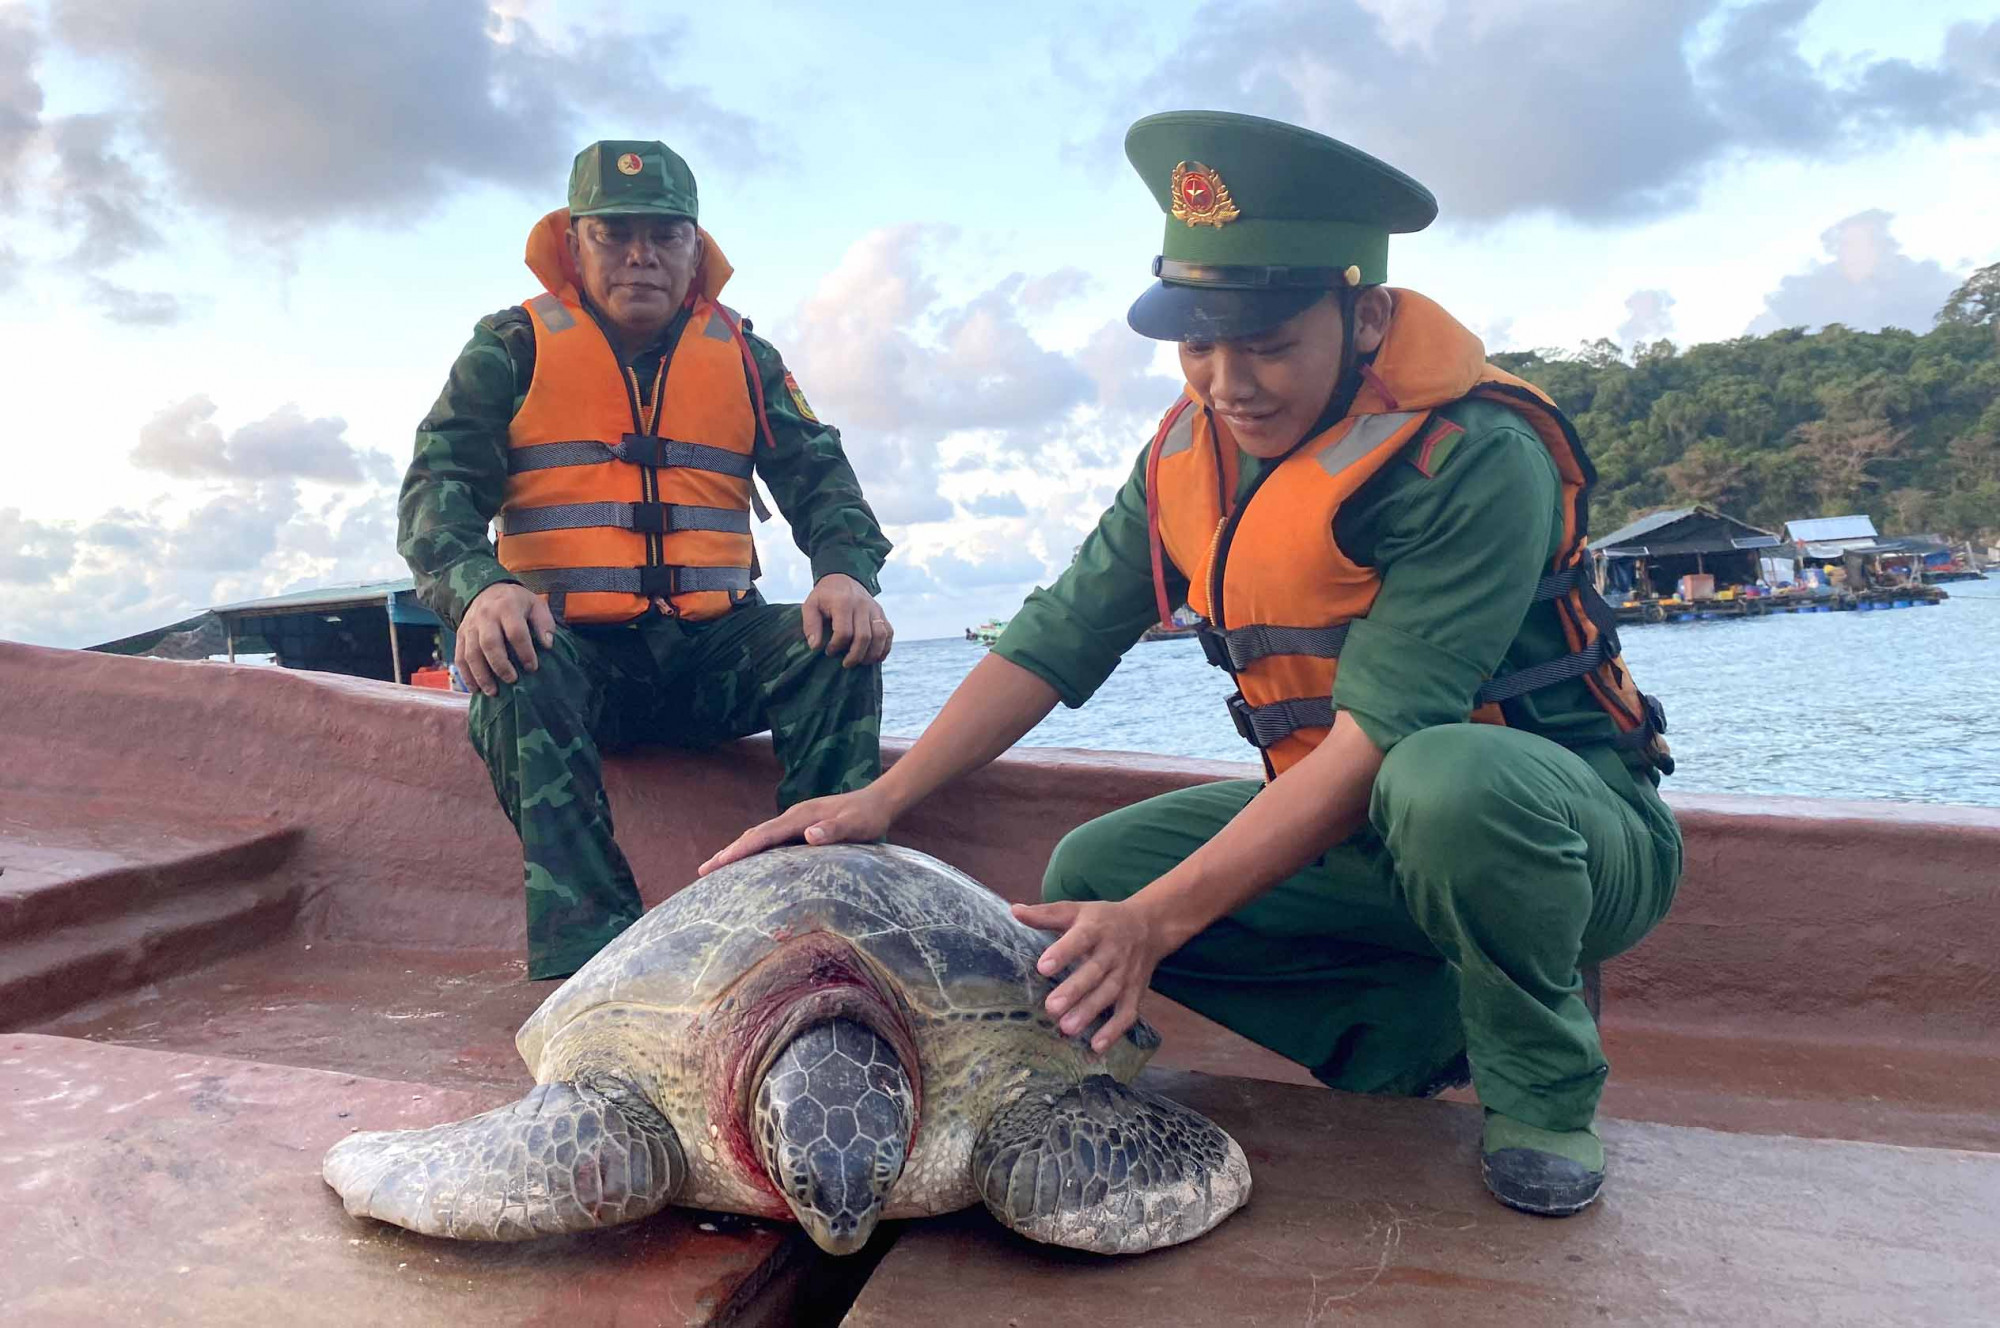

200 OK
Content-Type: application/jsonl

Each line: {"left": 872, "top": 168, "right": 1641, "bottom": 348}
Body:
{"left": 399, "top": 140, "right": 894, "bottom": 981}
{"left": 703, "top": 113, "right": 1680, "bottom": 1216}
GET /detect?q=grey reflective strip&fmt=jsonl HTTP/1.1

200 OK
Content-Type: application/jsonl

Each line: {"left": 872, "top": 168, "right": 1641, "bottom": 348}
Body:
{"left": 509, "top": 441, "right": 610, "bottom": 472}
{"left": 1318, "top": 410, "right": 1419, "bottom": 478}
{"left": 496, "top": 503, "right": 752, "bottom": 537}
{"left": 1533, "top": 567, "right": 1581, "bottom": 601}
{"left": 516, "top": 566, "right": 753, "bottom": 596}
{"left": 509, "top": 437, "right": 755, "bottom": 479}
{"left": 702, "top": 307, "right": 736, "bottom": 341}
{"left": 667, "top": 505, "right": 753, "bottom": 534}
{"left": 1218, "top": 622, "right": 1349, "bottom": 670}
{"left": 1158, "top": 405, "right": 1198, "bottom": 460}
{"left": 1474, "top": 638, "right": 1610, "bottom": 705}
{"left": 651, "top": 439, "right": 754, "bottom": 478}
{"left": 663, "top": 566, "right": 752, "bottom": 592}
{"left": 1241, "top": 696, "right": 1334, "bottom": 748}
{"left": 499, "top": 502, "right": 631, "bottom": 535}
{"left": 527, "top": 293, "right": 575, "bottom": 333}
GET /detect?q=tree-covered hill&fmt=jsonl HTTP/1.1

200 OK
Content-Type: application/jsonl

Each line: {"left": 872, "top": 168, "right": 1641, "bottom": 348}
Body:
{"left": 1494, "top": 264, "right": 2000, "bottom": 543}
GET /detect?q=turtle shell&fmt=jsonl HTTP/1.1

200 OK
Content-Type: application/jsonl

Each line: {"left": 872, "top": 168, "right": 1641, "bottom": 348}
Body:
{"left": 517, "top": 844, "right": 1077, "bottom": 1064}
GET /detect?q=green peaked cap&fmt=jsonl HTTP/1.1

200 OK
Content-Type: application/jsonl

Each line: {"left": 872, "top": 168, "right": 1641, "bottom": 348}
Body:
{"left": 567, "top": 140, "right": 699, "bottom": 220}
{"left": 1124, "top": 110, "right": 1437, "bottom": 340}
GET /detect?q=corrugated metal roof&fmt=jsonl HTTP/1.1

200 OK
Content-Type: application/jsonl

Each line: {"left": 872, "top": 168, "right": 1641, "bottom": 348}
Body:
{"left": 1591, "top": 505, "right": 1777, "bottom": 556}
{"left": 1785, "top": 515, "right": 1877, "bottom": 542}
{"left": 210, "top": 579, "right": 417, "bottom": 616}
{"left": 1589, "top": 507, "right": 1697, "bottom": 552}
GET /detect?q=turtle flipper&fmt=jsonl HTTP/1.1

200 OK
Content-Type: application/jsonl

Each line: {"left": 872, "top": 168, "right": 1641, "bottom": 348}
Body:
{"left": 972, "top": 1074, "right": 1251, "bottom": 1255}
{"left": 323, "top": 1075, "right": 685, "bottom": 1241}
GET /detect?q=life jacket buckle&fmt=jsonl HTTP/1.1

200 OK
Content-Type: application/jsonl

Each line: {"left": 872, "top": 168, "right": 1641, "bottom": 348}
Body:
{"left": 1224, "top": 691, "right": 1262, "bottom": 747}
{"left": 1196, "top": 623, "right": 1232, "bottom": 670}
{"left": 617, "top": 433, "right": 666, "bottom": 467}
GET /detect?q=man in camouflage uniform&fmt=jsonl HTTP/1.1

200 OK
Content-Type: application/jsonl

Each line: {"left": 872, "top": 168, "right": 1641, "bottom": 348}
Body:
{"left": 398, "top": 140, "right": 893, "bottom": 980}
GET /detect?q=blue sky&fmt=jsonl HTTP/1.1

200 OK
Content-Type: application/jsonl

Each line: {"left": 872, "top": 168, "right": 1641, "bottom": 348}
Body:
{"left": 2, "top": 0, "right": 1996, "bottom": 646}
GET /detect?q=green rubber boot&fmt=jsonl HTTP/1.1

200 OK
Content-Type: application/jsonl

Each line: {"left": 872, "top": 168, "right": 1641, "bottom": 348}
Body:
{"left": 1480, "top": 1110, "right": 1604, "bottom": 1217}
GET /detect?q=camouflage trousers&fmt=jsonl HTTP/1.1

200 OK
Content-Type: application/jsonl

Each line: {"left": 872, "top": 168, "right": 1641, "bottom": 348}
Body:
{"left": 468, "top": 596, "right": 883, "bottom": 980}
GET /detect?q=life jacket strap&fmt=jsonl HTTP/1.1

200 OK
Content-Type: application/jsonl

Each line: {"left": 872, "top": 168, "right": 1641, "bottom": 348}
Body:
{"left": 1473, "top": 637, "right": 1610, "bottom": 705}
{"left": 509, "top": 434, "right": 756, "bottom": 479}
{"left": 1226, "top": 692, "right": 1333, "bottom": 750}
{"left": 1199, "top": 621, "right": 1352, "bottom": 672}
{"left": 516, "top": 565, "right": 753, "bottom": 597}
{"left": 497, "top": 501, "right": 751, "bottom": 537}
{"left": 1195, "top": 570, "right": 1577, "bottom": 675}
{"left": 1532, "top": 567, "right": 1582, "bottom": 601}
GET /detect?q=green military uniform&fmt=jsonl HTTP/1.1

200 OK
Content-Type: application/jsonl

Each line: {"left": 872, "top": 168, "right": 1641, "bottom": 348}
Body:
{"left": 999, "top": 112, "right": 1681, "bottom": 1214}
{"left": 399, "top": 142, "right": 892, "bottom": 980}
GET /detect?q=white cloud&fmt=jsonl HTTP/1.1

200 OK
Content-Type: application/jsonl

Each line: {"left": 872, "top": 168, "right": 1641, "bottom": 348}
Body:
{"left": 45, "top": 0, "right": 767, "bottom": 228}
{"left": 1748, "top": 210, "right": 1963, "bottom": 333}
{"left": 1, "top": 392, "right": 403, "bottom": 646}
{"left": 0, "top": 507, "right": 79, "bottom": 585}
{"left": 131, "top": 395, "right": 394, "bottom": 486}
{"left": 1618, "top": 289, "right": 1678, "bottom": 347}
{"left": 1114, "top": 1, "right": 2000, "bottom": 224}
{"left": 776, "top": 226, "right": 1173, "bottom": 526}
{"left": 960, "top": 492, "right": 1028, "bottom": 518}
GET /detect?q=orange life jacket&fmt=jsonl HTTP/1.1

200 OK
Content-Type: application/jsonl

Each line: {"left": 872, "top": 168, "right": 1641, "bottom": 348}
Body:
{"left": 1145, "top": 289, "right": 1670, "bottom": 779}
{"left": 498, "top": 209, "right": 776, "bottom": 624}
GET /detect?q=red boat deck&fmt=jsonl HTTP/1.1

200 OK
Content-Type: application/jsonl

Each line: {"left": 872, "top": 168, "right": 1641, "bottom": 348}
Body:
{"left": 3, "top": 642, "right": 1998, "bottom": 1325}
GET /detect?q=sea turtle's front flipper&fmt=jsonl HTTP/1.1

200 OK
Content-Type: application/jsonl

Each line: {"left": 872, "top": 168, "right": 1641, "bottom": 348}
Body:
{"left": 971, "top": 1074, "right": 1251, "bottom": 1255}
{"left": 322, "top": 1074, "right": 686, "bottom": 1241}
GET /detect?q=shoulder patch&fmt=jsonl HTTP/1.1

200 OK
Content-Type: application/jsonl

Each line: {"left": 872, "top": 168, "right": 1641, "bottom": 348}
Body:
{"left": 783, "top": 371, "right": 818, "bottom": 422}
{"left": 1409, "top": 415, "right": 1466, "bottom": 477}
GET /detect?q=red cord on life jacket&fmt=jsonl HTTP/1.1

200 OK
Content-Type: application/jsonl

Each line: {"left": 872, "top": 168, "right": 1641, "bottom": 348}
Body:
{"left": 1144, "top": 397, "right": 1198, "bottom": 628}
{"left": 708, "top": 301, "right": 777, "bottom": 452}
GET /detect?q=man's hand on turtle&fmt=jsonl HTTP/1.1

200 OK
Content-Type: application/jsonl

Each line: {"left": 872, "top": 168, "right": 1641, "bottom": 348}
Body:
{"left": 1012, "top": 898, "right": 1169, "bottom": 1055}
{"left": 456, "top": 582, "right": 556, "bottom": 697}
{"left": 802, "top": 574, "right": 893, "bottom": 668}
{"left": 698, "top": 788, "right": 896, "bottom": 876}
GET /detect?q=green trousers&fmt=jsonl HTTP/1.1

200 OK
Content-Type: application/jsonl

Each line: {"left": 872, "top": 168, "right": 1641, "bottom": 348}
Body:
{"left": 1043, "top": 724, "right": 1681, "bottom": 1132}
{"left": 468, "top": 597, "right": 882, "bottom": 979}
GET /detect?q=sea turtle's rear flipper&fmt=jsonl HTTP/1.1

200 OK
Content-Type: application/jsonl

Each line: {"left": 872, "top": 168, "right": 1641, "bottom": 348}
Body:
{"left": 322, "top": 1075, "right": 685, "bottom": 1241}
{"left": 972, "top": 1074, "right": 1251, "bottom": 1255}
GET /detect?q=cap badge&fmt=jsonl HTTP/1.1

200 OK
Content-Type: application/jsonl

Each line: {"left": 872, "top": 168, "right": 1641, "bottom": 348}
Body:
{"left": 615, "top": 153, "right": 644, "bottom": 176}
{"left": 1170, "top": 161, "right": 1241, "bottom": 228}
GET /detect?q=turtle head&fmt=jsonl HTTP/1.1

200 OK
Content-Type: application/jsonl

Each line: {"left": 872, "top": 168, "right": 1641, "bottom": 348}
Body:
{"left": 752, "top": 1017, "right": 914, "bottom": 1255}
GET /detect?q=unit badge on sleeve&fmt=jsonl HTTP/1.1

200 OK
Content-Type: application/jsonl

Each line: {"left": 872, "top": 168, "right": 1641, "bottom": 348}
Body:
{"left": 1171, "top": 161, "right": 1241, "bottom": 228}
{"left": 783, "top": 372, "right": 819, "bottom": 422}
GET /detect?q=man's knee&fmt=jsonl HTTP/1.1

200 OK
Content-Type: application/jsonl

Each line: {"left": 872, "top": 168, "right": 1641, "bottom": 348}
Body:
{"left": 1374, "top": 725, "right": 1589, "bottom": 922}
{"left": 1374, "top": 727, "right": 1540, "bottom": 884}
{"left": 1041, "top": 814, "right": 1131, "bottom": 905}
{"left": 466, "top": 633, "right": 594, "bottom": 748}
{"left": 1375, "top": 723, "right": 1513, "bottom": 823}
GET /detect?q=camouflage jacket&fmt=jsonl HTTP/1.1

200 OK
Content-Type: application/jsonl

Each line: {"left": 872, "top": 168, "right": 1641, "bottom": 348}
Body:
{"left": 397, "top": 303, "right": 892, "bottom": 628}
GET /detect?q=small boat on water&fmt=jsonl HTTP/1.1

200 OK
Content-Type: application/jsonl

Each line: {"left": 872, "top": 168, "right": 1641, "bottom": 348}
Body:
{"left": 1140, "top": 606, "right": 1202, "bottom": 642}
{"left": 964, "top": 618, "right": 1007, "bottom": 646}
{"left": 2, "top": 639, "right": 1996, "bottom": 1324}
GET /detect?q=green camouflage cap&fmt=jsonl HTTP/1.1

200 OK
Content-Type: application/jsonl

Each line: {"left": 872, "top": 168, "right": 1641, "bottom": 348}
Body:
{"left": 1124, "top": 110, "right": 1437, "bottom": 340}
{"left": 567, "top": 140, "right": 698, "bottom": 220}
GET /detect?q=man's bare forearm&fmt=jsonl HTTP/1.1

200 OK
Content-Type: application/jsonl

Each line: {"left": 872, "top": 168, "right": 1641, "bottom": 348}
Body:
{"left": 874, "top": 653, "right": 1061, "bottom": 816}
{"left": 1136, "top": 712, "right": 1385, "bottom": 949}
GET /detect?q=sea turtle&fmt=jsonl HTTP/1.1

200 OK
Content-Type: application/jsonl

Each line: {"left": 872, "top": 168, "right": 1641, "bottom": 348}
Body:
{"left": 323, "top": 843, "right": 1251, "bottom": 1256}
